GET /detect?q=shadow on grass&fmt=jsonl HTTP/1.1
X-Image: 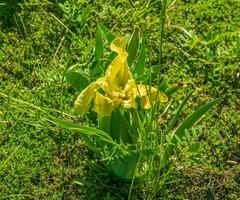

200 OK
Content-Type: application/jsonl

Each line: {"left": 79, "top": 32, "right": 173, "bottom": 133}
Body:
{"left": 0, "top": 1, "right": 24, "bottom": 29}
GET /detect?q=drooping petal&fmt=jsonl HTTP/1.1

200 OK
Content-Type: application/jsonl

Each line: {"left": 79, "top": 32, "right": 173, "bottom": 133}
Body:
{"left": 122, "top": 79, "right": 138, "bottom": 109}
{"left": 74, "top": 82, "right": 99, "bottom": 115}
{"left": 137, "top": 85, "right": 158, "bottom": 109}
{"left": 96, "top": 77, "right": 108, "bottom": 91}
{"left": 93, "top": 92, "right": 119, "bottom": 116}
{"left": 159, "top": 93, "right": 168, "bottom": 103}
{"left": 141, "top": 95, "right": 152, "bottom": 109}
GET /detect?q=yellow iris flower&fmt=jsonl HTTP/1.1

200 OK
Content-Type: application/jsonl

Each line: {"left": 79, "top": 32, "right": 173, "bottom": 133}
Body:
{"left": 75, "top": 37, "right": 168, "bottom": 116}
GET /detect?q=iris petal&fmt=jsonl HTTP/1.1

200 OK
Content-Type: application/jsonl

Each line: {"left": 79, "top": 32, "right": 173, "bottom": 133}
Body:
{"left": 74, "top": 82, "right": 98, "bottom": 115}
{"left": 106, "top": 37, "right": 130, "bottom": 91}
{"left": 122, "top": 80, "right": 138, "bottom": 109}
{"left": 93, "top": 92, "right": 118, "bottom": 116}
{"left": 110, "top": 37, "right": 128, "bottom": 55}
{"left": 137, "top": 85, "right": 158, "bottom": 109}
{"left": 159, "top": 93, "right": 168, "bottom": 103}
{"left": 75, "top": 37, "right": 168, "bottom": 116}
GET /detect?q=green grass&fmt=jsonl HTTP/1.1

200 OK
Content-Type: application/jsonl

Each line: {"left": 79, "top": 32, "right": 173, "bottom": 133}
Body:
{"left": 0, "top": 0, "right": 239, "bottom": 199}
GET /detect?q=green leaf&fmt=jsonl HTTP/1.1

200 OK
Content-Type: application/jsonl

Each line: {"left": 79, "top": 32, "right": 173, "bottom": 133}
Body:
{"left": 97, "top": 22, "right": 115, "bottom": 43}
{"left": 166, "top": 92, "right": 192, "bottom": 133}
{"left": 66, "top": 71, "right": 89, "bottom": 92}
{"left": 108, "top": 151, "right": 139, "bottom": 181}
{"left": 96, "top": 24, "right": 104, "bottom": 61}
{"left": 107, "top": 148, "right": 155, "bottom": 181}
{"left": 173, "top": 98, "right": 220, "bottom": 141}
{"left": 110, "top": 109, "right": 133, "bottom": 144}
{"left": 162, "top": 98, "right": 220, "bottom": 167}
{"left": 159, "top": 79, "right": 168, "bottom": 92}
{"left": 127, "top": 28, "right": 140, "bottom": 67}
{"left": 54, "top": 118, "right": 114, "bottom": 144}
{"left": 104, "top": 51, "right": 116, "bottom": 70}
{"left": 98, "top": 116, "right": 111, "bottom": 134}
{"left": 134, "top": 36, "right": 145, "bottom": 75}
{"left": 93, "top": 23, "right": 115, "bottom": 76}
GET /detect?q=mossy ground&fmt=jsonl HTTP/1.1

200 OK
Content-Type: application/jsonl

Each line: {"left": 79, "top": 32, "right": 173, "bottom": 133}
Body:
{"left": 0, "top": 0, "right": 239, "bottom": 199}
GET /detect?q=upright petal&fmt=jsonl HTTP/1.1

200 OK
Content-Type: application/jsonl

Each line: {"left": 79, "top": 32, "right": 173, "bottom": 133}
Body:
{"left": 110, "top": 37, "right": 128, "bottom": 55}
{"left": 106, "top": 37, "right": 131, "bottom": 91}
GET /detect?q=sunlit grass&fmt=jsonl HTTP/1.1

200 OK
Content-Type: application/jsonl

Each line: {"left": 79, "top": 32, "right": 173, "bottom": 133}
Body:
{"left": 0, "top": 0, "right": 239, "bottom": 199}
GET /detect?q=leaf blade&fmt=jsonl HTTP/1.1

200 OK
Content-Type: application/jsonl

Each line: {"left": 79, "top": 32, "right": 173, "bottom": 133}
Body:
{"left": 127, "top": 28, "right": 140, "bottom": 67}
{"left": 66, "top": 71, "right": 89, "bottom": 92}
{"left": 162, "top": 98, "right": 220, "bottom": 166}
{"left": 166, "top": 92, "right": 192, "bottom": 133}
{"left": 134, "top": 36, "right": 145, "bottom": 75}
{"left": 96, "top": 24, "right": 104, "bottom": 61}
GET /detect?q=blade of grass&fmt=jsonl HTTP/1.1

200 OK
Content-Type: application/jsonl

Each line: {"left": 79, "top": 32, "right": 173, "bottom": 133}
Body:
{"left": 0, "top": 145, "right": 20, "bottom": 171}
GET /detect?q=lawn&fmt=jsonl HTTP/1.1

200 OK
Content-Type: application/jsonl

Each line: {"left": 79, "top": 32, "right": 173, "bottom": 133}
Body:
{"left": 0, "top": 0, "right": 239, "bottom": 199}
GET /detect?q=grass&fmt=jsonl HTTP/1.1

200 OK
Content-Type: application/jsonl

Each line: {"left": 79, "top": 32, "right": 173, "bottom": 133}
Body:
{"left": 0, "top": 0, "right": 239, "bottom": 199}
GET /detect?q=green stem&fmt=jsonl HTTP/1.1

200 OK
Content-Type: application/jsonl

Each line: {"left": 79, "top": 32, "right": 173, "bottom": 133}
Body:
{"left": 159, "top": 0, "right": 167, "bottom": 66}
{"left": 98, "top": 115, "right": 111, "bottom": 133}
{"left": 156, "top": 0, "right": 168, "bottom": 119}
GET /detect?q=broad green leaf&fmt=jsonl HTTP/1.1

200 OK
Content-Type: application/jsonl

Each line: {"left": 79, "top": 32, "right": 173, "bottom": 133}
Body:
{"left": 96, "top": 24, "right": 104, "bottom": 61}
{"left": 93, "top": 23, "right": 115, "bottom": 76}
{"left": 104, "top": 51, "right": 117, "bottom": 70}
{"left": 98, "top": 116, "right": 111, "bottom": 134}
{"left": 110, "top": 109, "right": 133, "bottom": 144}
{"left": 66, "top": 71, "right": 89, "bottom": 92}
{"left": 54, "top": 118, "right": 117, "bottom": 155}
{"left": 159, "top": 79, "right": 168, "bottom": 92}
{"left": 107, "top": 148, "right": 156, "bottom": 181}
{"left": 134, "top": 36, "right": 145, "bottom": 75}
{"left": 166, "top": 92, "right": 192, "bottom": 133}
{"left": 173, "top": 98, "right": 220, "bottom": 141}
{"left": 97, "top": 22, "right": 115, "bottom": 43}
{"left": 108, "top": 151, "right": 139, "bottom": 181}
{"left": 162, "top": 98, "right": 220, "bottom": 166}
{"left": 90, "top": 58, "right": 104, "bottom": 79}
{"left": 54, "top": 118, "right": 113, "bottom": 143}
{"left": 127, "top": 28, "right": 140, "bottom": 67}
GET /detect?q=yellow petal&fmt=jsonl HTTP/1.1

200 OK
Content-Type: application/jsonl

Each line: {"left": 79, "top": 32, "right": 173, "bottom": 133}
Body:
{"left": 74, "top": 82, "right": 98, "bottom": 115}
{"left": 159, "top": 93, "right": 168, "bottom": 103}
{"left": 122, "top": 79, "right": 137, "bottom": 109}
{"left": 137, "top": 85, "right": 158, "bottom": 109}
{"left": 110, "top": 37, "right": 128, "bottom": 55}
{"left": 96, "top": 77, "right": 108, "bottom": 90}
{"left": 106, "top": 37, "right": 131, "bottom": 91}
{"left": 93, "top": 92, "right": 119, "bottom": 117}
{"left": 141, "top": 96, "right": 151, "bottom": 109}
{"left": 105, "top": 58, "right": 129, "bottom": 90}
